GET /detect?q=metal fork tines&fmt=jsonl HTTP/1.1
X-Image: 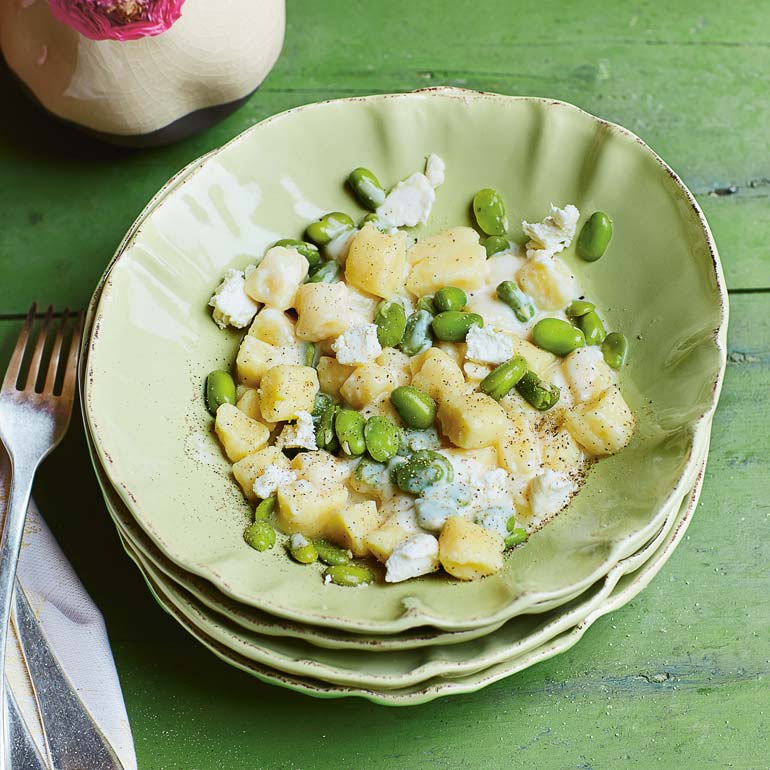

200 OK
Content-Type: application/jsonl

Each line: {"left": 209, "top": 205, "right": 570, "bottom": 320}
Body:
{"left": 0, "top": 304, "right": 83, "bottom": 767}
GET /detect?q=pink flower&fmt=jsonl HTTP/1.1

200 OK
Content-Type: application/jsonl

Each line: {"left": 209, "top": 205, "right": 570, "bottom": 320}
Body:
{"left": 48, "top": 0, "right": 186, "bottom": 41}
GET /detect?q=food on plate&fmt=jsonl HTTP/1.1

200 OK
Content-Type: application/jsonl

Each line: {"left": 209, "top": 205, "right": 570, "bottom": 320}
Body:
{"left": 205, "top": 155, "right": 634, "bottom": 585}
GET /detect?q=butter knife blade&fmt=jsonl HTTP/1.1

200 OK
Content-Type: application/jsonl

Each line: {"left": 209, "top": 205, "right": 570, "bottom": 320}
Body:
{"left": 6, "top": 682, "right": 48, "bottom": 770}
{"left": 12, "top": 584, "right": 124, "bottom": 770}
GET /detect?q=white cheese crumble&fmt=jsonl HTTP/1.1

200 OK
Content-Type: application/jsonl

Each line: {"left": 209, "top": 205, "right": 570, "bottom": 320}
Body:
{"left": 447, "top": 457, "right": 514, "bottom": 517}
{"left": 253, "top": 465, "right": 297, "bottom": 500}
{"left": 275, "top": 411, "right": 318, "bottom": 451}
{"left": 528, "top": 470, "right": 577, "bottom": 522}
{"left": 465, "top": 324, "right": 515, "bottom": 364}
{"left": 475, "top": 509, "right": 510, "bottom": 538}
{"left": 522, "top": 204, "right": 580, "bottom": 260}
{"left": 376, "top": 172, "right": 436, "bottom": 228}
{"left": 425, "top": 154, "right": 446, "bottom": 187}
{"left": 290, "top": 533, "right": 310, "bottom": 550}
{"left": 385, "top": 533, "right": 440, "bottom": 583}
{"left": 208, "top": 268, "right": 260, "bottom": 329}
{"left": 331, "top": 323, "right": 382, "bottom": 365}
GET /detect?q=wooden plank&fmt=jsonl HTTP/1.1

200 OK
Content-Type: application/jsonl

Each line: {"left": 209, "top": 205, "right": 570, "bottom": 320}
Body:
{"left": 0, "top": 290, "right": 766, "bottom": 767}
{"left": 1, "top": 0, "right": 769, "bottom": 312}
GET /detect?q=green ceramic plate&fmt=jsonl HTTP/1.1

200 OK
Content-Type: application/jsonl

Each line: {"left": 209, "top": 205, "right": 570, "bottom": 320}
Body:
{"left": 82, "top": 289, "right": 706, "bottom": 684}
{"left": 78, "top": 200, "right": 514, "bottom": 652}
{"left": 84, "top": 87, "right": 726, "bottom": 633}
{"left": 119, "top": 463, "right": 705, "bottom": 703}
{"left": 115, "top": 452, "right": 703, "bottom": 689}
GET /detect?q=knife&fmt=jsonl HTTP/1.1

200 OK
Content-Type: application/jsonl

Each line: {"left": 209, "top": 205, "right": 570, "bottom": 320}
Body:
{"left": 12, "top": 584, "right": 125, "bottom": 770}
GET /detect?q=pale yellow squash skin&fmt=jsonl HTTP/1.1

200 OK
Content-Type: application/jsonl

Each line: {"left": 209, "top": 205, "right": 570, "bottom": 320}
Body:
{"left": 259, "top": 365, "right": 318, "bottom": 421}
{"left": 244, "top": 246, "right": 308, "bottom": 310}
{"left": 364, "top": 519, "right": 415, "bottom": 563}
{"left": 439, "top": 516, "right": 504, "bottom": 580}
{"left": 515, "top": 255, "right": 576, "bottom": 311}
{"left": 247, "top": 308, "right": 297, "bottom": 347}
{"left": 232, "top": 446, "right": 290, "bottom": 502}
{"left": 345, "top": 224, "right": 409, "bottom": 298}
{"left": 410, "top": 348, "right": 466, "bottom": 403}
{"left": 235, "top": 336, "right": 304, "bottom": 387}
{"left": 326, "top": 501, "right": 383, "bottom": 557}
{"left": 214, "top": 403, "right": 271, "bottom": 462}
{"left": 317, "top": 356, "right": 355, "bottom": 401}
{"left": 406, "top": 227, "right": 487, "bottom": 296}
{"left": 564, "top": 386, "right": 636, "bottom": 456}
{"left": 294, "top": 283, "right": 351, "bottom": 341}
{"left": 496, "top": 413, "right": 541, "bottom": 482}
{"left": 235, "top": 388, "right": 276, "bottom": 428}
{"left": 437, "top": 392, "right": 509, "bottom": 449}
{"left": 340, "top": 359, "right": 409, "bottom": 410}
{"left": 276, "top": 480, "right": 348, "bottom": 539}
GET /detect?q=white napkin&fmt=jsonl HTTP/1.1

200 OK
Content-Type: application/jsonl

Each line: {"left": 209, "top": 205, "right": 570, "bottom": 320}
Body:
{"left": 1, "top": 450, "right": 137, "bottom": 769}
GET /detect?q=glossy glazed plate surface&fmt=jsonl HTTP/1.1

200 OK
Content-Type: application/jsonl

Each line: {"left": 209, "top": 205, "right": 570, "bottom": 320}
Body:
{"left": 120, "top": 464, "right": 705, "bottom": 703}
{"left": 115, "top": 452, "right": 703, "bottom": 689}
{"left": 84, "top": 88, "right": 726, "bottom": 632}
{"left": 82, "top": 297, "right": 708, "bottom": 683}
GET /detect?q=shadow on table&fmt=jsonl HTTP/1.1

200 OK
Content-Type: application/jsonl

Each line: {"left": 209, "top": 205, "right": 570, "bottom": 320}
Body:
{"left": 0, "top": 63, "right": 129, "bottom": 164}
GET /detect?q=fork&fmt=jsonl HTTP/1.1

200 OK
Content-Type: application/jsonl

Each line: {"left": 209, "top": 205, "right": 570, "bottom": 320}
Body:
{"left": 0, "top": 304, "right": 81, "bottom": 767}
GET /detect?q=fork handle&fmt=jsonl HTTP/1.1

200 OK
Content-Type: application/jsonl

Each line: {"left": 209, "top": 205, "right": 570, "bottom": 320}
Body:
{"left": 0, "top": 462, "right": 35, "bottom": 769}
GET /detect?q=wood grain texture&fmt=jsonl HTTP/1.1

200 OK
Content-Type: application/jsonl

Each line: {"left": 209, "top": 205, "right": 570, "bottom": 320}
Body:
{"left": 1, "top": 0, "right": 769, "bottom": 313}
{"left": 0, "top": 0, "right": 768, "bottom": 767}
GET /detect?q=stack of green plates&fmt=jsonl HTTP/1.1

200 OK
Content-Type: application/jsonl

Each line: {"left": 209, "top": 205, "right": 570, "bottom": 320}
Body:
{"left": 80, "top": 90, "right": 727, "bottom": 705}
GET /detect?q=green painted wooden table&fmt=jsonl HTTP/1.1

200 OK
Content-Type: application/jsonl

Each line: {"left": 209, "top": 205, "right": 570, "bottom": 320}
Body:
{"left": 1, "top": 1, "right": 769, "bottom": 767}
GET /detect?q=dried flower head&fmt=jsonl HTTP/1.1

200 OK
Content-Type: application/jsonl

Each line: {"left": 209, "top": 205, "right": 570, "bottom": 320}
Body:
{"left": 48, "top": 0, "right": 185, "bottom": 41}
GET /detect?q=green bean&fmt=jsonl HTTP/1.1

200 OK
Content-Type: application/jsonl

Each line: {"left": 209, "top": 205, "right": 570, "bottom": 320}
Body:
{"left": 351, "top": 457, "right": 387, "bottom": 496}
{"left": 416, "top": 296, "right": 437, "bottom": 315}
{"left": 324, "top": 564, "right": 375, "bottom": 587}
{"left": 373, "top": 300, "right": 407, "bottom": 348}
{"left": 307, "top": 260, "right": 341, "bottom": 283}
{"left": 472, "top": 188, "right": 508, "bottom": 236}
{"left": 364, "top": 416, "right": 400, "bottom": 462}
{"left": 602, "top": 332, "right": 629, "bottom": 369}
{"left": 566, "top": 299, "right": 595, "bottom": 318}
{"left": 532, "top": 318, "right": 585, "bottom": 356}
{"left": 496, "top": 281, "right": 535, "bottom": 323}
{"left": 515, "top": 370, "right": 561, "bottom": 411}
{"left": 273, "top": 239, "right": 322, "bottom": 268}
{"left": 575, "top": 310, "right": 606, "bottom": 346}
{"left": 388, "top": 455, "right": 409, "bottom": 485}
{"left": 314, "top": 539, "right": 351, "bottom": 566}
{"left": 484, "top": 236, "right": 511, "bottom": 258}
{"left": 254, "top": 495, "right": 276, "bottom": 520}
{"left": 433, "top": 286, "right": 467, "bottom": 313}
{"left": 505, "top": 528, "right": 528, "bottom": 548}
{"left": 243, "top": 520, "right": 276, "bottom": 552}
{"left": 313, "top": 396, "right": 337, "bottom": 450}
{"left": 289, "top": 535, "right": 318, "bottom": 564}
{"left": 479, "top": 356, "right": 528, "bottom": 400}
{"left": 335, "top": 408, "right": 367, "bottom": 456}
{"left": 394, "top": 449, "right": 454, "bottom": 494}
{"left": 361, "top": 213, "right": 389, "bottom": 232}
{"left": 206, "top": 370, "right": 236, "bottom": 415}
{"left": 577, "top": 211, "right": 613, "bottom": 262}
{"left": 348, "top": 167, "right": 386, "bottom": 210}
{"left": 303, "top": 342, "right": 319, "bottom": 367}
{"left": 305, "top": 212, "right": 355, "bottom": 246}
{"left": 399, "top": 309, "right": 434, "bottom": 356}
{"left": 431, "top": 311, "right": 484, "bottom": 342}
{"left": 390, "top": 386, "right": 437, "bottom": 429}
